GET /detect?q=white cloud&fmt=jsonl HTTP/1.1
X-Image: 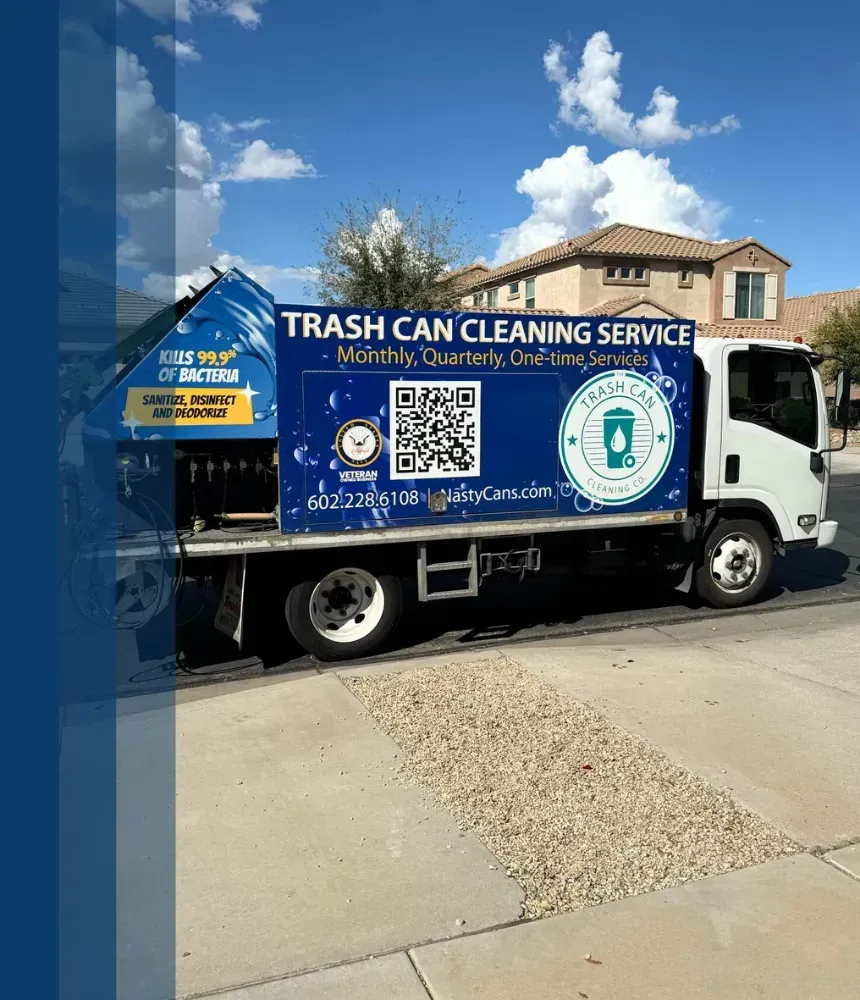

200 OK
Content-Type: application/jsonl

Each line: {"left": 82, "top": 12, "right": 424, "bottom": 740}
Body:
{"left": 544, "top": 32, "right": 739, "bottom": 148}
{"left": 210, "top": 114, "right": 271, "bottom": 136}
{"left": 153, "top": 34, "right": 201, "bottom": 62}
{"left": 143, "top": 254, "right": 317, "bottom": 300}
{"left": 219, "top": 139, "right": 317, "bottom": 181}
{"left": 493, "top": 145, "right": 727, "bottom": 264}
{"left": 61, "top": 20, "right": 314, "bottom": 301}
{"left": 127, "top": 0, "right": 264, "bottom": 27}
{"left": 127, "top": 0, "right": 192, "bottom": 20}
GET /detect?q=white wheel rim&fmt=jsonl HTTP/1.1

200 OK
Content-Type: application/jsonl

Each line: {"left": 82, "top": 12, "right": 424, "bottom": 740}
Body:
{"left": 709, "top": 532, "right": 762, "bottom": 594}
{"left": 309, "top": 568, "right": 385, "bottom": 644}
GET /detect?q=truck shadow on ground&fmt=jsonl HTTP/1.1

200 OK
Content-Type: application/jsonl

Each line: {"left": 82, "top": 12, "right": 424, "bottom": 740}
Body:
{"left": 119, "top": 546, "right": 854, "bottom": 696}
{"left": 362, "top": 546, "right": 855, "bottom": 662}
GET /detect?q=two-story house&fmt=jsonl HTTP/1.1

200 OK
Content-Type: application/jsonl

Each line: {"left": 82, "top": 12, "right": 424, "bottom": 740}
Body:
{"left": 459, "top": 223, "right": 796, "bottom": 340}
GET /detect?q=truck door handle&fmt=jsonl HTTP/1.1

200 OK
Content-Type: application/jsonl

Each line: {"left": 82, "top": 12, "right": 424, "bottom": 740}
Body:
{"left": 725, "top": 454, "right": 740, "bottom": 484}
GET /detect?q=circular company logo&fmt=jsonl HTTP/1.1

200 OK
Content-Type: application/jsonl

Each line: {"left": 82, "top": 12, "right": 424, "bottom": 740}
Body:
{"left": 559, "top": 370, "right": 675, "bottom": 506}
{"left": 335, "top": 418, "right": 383, "bottom": 468}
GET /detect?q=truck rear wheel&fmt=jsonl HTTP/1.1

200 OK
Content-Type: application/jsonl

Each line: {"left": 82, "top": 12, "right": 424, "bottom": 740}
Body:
{"left": 694, "top": 518, "right": 773, "bottom": 609}
{"left": 285, "top": 564, "right": 402, "bottom": 661}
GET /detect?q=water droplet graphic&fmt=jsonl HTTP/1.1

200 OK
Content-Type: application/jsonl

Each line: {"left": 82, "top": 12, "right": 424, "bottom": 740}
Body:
{"left": 318, "top": 480, "right": 328, "bottom": 493}
{"left": 669, "top": 488, "right": 681, "bottom": 501}
{"left": 289, "top": 508, "right": 302, "bottom": 518}
{"left": 293, "top": 447, "right": 306, "bottom": 465}
{"left": 307, "top": 456, "right": 319, "bottom": 467}
{"left": 610, "top": 427, "right": 626, "bottom": 453}
{"left": 329, "top": 390, "right": 341, "bottom": 411}
{"left": 380, "top": 403, "right": 389, "bottom": 417}
{"left": 215, "top": 331, "right": 223, "bottom": 340}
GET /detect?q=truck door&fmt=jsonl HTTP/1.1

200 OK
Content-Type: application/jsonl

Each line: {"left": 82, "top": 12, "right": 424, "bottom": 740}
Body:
{"left": 719, "top": 344, "right": 826, "bottom": 544}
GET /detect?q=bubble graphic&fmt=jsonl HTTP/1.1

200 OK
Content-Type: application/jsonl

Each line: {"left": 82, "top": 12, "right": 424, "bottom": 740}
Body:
{"left": 590, "top": 499, "right": 603, "bottom": 512}
{"left": 293, "top": 447, "right": 307, "bottom": 465}
{"left": 648, "top": 373, "right": 678, "bottom": 403}
{"left": 669, "top": 488, "right": 681, "bottom": 501}
{"left": 329, "top": 390, "right": 341, "bottom": 411}
{"left": 574, "top": 492, "right": 593, "bottom": 513}
{"left": 289, "top": 508, "right": 302, "bottom": 518}
{"left": 560, "top": 483, "right": 573, "bottom": 498}
{"left": 307, "top": 455, "right": 319, "bottom": 467}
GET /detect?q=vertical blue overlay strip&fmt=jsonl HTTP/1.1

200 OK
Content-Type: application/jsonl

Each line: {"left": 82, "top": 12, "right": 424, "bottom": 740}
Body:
{"left": 58, "top": 3, "right": 177, "bottom": 999}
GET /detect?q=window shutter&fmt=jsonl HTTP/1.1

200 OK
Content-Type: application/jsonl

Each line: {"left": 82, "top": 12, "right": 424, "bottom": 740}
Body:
{"left": 722, "top": 272, "right": 736, "bottom": 319}
{"left": 764, "top": 273, "right": 778, "bottom": 320}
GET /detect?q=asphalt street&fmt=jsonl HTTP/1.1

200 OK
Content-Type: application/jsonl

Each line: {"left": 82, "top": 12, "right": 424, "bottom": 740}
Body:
{"left": 122, "top": 470, "right": 859, "bottom": 696}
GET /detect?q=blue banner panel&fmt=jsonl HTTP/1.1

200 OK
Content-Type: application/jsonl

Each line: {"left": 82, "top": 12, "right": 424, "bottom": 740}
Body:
{"left": 85, "top": 269, "right": 277, "bottom": 443}
{"left": 277, "top": 307, "right": 694, "bottom": 533}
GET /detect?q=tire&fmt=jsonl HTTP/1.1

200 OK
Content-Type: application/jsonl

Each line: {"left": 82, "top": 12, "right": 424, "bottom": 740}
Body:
{"left": 694, "top": 518, "right": 773, "bottom": 609}
{"left": 285, "top": 563, "right": 402, "bottom": 661}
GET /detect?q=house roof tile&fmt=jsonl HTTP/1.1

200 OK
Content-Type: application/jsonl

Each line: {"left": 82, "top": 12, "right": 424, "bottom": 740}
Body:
{"left": 696, "top": 323, "right": 797, "bottom": 341}
{"left": 469, "top": 224, "right": 790, "bottom": 289}
{"left": 783, "top": 288, "right": 860, "bottom": 337}
{"left": 580, "top": 294, "right": 683, "bottom": 318}
{"left": 59, "top": 269, "right": 168, "bottom": 332}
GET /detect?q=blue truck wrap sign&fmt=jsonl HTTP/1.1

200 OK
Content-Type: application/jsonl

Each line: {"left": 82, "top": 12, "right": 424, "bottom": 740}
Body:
{"left": 86, "top": 268, "right": 695, "bottom": 536}
{"left": 87, "top": 269, "right": 278, "bottom": 443}
{"left": 276, "top": 305, "right": 694, "bottom": 534}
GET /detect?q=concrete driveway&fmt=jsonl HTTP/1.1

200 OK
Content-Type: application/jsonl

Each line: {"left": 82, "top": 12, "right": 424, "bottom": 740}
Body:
{"left": 156, "top": 600, "right": 860, "bottom": 999}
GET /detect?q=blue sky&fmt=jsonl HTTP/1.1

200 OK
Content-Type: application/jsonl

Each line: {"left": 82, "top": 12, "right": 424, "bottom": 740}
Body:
{"left": 109, "top": 0, "right": 859, "bottom": 301}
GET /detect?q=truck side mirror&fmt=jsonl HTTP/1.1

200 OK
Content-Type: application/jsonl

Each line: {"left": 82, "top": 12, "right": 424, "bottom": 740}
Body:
{"left": 835, "top": 368, "right": 851, "bottom": 428}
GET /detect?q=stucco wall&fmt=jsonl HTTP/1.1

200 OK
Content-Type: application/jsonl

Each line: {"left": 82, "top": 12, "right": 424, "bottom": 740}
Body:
{"left": 464, "top": 258, "right": 581, "bottom": 312}
{"left": 577, "top": 256, "right": 711, "bottom": 320}
{"left": 709, "top": 244, "right": 788, "bottom": 327}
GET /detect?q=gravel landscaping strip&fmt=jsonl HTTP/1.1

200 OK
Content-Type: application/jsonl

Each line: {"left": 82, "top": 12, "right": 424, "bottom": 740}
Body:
{"left": 344, "top": 655, "right": 797, "bottom": 918}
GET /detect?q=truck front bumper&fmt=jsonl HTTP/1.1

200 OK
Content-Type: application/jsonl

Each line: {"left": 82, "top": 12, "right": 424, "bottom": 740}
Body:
{"left": 817, "top": 519, "right": 839, "bottom": 548}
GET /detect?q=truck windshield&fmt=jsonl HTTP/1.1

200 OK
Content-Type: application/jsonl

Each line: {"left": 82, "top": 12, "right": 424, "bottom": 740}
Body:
{"left": 728, "top": 349, "right": 817, "bottom": 448}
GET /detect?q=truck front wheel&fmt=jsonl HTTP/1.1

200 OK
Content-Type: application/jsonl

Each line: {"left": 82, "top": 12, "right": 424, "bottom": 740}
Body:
{"left": 285, "top": 564, "right": 402, "bottom": 661}
{"left": 694, "top": 518, "right": 773, "bottom": 609}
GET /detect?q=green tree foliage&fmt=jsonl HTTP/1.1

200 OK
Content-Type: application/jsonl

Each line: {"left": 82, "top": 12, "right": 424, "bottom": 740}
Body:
{"left": 311, "top": 198, "right": 475, "bottom": 310}
{"left": 813, "top": 301, "right": 860, "bottom": 386}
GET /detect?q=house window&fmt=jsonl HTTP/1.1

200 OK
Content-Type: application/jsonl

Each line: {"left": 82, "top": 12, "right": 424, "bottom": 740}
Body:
{"left": 472, "top": 292, "right": 483, "bottom": 307}
{"left": 508, "top": 281, "right": 519, "bottom": 295}
{"left": 524, "top": 277, "right": 535, "bottom": 309}
{"left": 723, "top": 271, "right": 778, "bottom": 320}
{"left": 603, "top": 260, "right": 649, "bottom": 285}
{"left": 678, "top": 268, "right": 694, "bottom": 288}
{"left": 735, "top": 272, "right": 765, "bottom": 319}
{"left": 486, "top": 288, "right": 498, "bottom": 307}
{"left": 728, "top": 350, "right": 817, "bottom": 448}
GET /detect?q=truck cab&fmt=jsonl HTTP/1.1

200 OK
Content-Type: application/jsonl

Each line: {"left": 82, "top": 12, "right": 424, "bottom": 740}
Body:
{"left": 689, "top": 337, "right": 839, "bottom": 606}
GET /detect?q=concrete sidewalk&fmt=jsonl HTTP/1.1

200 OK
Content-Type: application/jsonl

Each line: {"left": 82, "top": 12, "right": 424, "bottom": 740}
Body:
{"left": 162, "top": 600, "right": 860, "bottom": 1000}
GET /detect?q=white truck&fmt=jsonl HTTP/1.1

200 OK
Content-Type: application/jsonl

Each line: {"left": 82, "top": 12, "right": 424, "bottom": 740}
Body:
{"left": 76, "top": 270, "right": 851, "bottom": 661}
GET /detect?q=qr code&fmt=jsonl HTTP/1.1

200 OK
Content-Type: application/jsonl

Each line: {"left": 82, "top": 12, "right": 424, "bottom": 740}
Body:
{"left": 390, "top": 380, "right": 481, "bottom": 480}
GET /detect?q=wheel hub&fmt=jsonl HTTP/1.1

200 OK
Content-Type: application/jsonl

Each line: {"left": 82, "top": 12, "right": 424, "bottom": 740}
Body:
{"left": 309, "top": 568, "right": 385, "bottom": 643}
{"left": 710, "top": 532, "right": 761, "bottom": 593}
